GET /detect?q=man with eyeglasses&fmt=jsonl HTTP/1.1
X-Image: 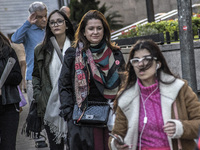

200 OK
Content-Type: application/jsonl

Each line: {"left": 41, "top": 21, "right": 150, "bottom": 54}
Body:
{"left": 11, "top": 1, "right": 48, "bottom": 148}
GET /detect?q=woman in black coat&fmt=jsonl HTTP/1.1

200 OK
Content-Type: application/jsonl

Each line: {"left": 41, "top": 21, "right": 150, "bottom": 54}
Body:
{"left": 0, "top": 31, "right": 22, "bottom": 150}
{"left": 59, "top": 10, "right": 125, "bottom": 150}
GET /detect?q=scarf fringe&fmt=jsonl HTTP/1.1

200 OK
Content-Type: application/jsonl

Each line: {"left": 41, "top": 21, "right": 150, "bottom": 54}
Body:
{"left": 44, "top": 119, "right": 67, "bottom": 144}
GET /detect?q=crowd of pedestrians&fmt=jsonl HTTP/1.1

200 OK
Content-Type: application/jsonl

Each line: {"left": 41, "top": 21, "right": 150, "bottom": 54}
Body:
{"left": 1, "top": 1, "right": 200, "bottom": 150}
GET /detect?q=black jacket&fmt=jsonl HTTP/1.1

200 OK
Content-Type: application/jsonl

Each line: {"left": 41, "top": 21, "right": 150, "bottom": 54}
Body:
{"left": 59, "top": 47, "right": 125, "bottom": 121}
{"left": 0, "top": 44, "right": 22, "bottom": 105}
{"left": 59, "top": 46, "right": 125, "bottom": 150}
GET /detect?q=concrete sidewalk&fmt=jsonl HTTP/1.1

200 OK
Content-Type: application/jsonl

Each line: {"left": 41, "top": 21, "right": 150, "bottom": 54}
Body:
{"left": 16, "top": 92, "right": 50, "bottom": 150}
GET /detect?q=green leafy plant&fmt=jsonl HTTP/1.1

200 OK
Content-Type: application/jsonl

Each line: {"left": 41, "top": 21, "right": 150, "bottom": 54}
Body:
{"left": 118, "top": 16, "right": 200, "bottom": 41}
{"left": 192, "top": 16, "right": 200, "bottom": 35}
{"left": 118, "top": 26, "right": 137, "bottom": 39}
{"left": 136, "top": 24, "right": 159, "bottom": 36}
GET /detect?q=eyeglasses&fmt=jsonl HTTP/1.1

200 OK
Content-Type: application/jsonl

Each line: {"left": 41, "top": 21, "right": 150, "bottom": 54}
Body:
{"left": 130, "top": 55, "right": 157, "bottom": 66}
{"left": 49, "top": 19, "right": 65, "bottom": 27}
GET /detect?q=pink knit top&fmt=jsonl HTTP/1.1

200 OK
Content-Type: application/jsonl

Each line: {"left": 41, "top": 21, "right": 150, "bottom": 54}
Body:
{"left": 137, "top": 79, "right": 169, "bottom": 148}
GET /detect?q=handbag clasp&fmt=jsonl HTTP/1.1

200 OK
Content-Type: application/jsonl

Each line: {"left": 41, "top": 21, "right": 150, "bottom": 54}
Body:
{"left": 86, "top": 115, "right": 94, "bottom": 119}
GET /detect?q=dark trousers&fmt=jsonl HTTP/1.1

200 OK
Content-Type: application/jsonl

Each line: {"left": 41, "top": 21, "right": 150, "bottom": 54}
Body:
{"left": 0, "top": 103, "right": 19, "bottom": 150}
{"left": 67, "top": 119, "right": 109, "bottom": 150}
{"left": 94, "top": 127, "right": 109, "bottom": 150}
{"left": 44, "top": 125, "right": 64, "bottom": 150}
{"left": 68, "top": 120, "right": 94, "bottom": 150}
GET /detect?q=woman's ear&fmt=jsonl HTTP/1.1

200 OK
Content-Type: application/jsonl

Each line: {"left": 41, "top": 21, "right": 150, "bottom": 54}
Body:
{"left": 156, "top": 62, "right": 161, "bottom": 70}
{"left": 156, "top": 64, "right": 159, "bottom": 70}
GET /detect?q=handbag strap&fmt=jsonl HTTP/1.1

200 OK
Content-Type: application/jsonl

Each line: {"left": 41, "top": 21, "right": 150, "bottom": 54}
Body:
{"left": 77, "top": 104, "right": 87, "bottom": 123}
{"left": 173, "top": 101, "right": 182, "bottom": 150}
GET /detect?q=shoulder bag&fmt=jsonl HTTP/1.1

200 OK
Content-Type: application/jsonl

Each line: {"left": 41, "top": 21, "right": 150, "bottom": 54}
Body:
{"left": 21, "top": 100, "right": 44, "bottom": 139}
{"left": 72, "top": 100, "right": 110, "bottom": 127}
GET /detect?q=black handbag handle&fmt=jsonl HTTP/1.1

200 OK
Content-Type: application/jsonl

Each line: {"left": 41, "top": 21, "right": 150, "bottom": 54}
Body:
{"left": 76, "top": 103, "right": 87, "bottom": 123}
{"left": 87, "top": 101, "right": 109, "bottom": 105}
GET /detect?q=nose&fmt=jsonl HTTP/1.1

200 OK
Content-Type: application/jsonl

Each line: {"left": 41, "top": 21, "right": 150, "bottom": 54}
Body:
{"left": 94, "top": 28, "right": 98, "bottom": 34}
{"left": 42, "top": 16, "right": 47, "bottom": 22}
{"left": 138, "top": 61, "right": 144, "bottom": 67}
{"left": 54, "top": 22, "right": 59, "bottom": 26}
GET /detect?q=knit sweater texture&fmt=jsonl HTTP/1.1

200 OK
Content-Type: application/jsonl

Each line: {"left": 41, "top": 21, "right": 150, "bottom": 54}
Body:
{"left": 138, "top": 79, "right": 169, "bottom": 148}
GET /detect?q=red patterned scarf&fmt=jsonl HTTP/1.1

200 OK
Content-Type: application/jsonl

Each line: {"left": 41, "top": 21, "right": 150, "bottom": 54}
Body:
{"left": 75, "top": 42, "right": 120, "bottom": 107}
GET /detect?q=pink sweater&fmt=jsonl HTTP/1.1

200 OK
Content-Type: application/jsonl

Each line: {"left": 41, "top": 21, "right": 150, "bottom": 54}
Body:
{"left": 137, "top": 80, "right": 169, "bottom": 148}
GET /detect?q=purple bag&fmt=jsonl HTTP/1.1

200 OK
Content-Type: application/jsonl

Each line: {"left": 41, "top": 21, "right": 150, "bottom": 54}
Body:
{"left": 18, "top": 86, "right": 27, "bottom": 107}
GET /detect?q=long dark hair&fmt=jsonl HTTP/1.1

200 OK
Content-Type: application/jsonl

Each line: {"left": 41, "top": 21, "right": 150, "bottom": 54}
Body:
{"left": 41, "top": 10, "right": 74, "bottom": 51}
{"left": 114, "top": 39, "right": 177, "bottom": 111}
{"left": 0, "top": 31, "right": 12, "bottom": 58}
{"left": 73, "top": 10, "right": 119, "bottom": 51}
{"left": 0, "top": 31, "right": 10, "bottom": 47}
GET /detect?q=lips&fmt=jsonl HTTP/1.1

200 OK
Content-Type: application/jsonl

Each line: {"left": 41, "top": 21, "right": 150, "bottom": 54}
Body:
{"left": 92, "top": 36, "right": 99, "bottom": 38}
{"left": 139, "top": 70, "right": 145, "bottom": 75}
{"left": 54, "top": 29, "right": 60, "bottom": 31}
{"left": 138, "top": 68, "right": 146, "bottom": 75}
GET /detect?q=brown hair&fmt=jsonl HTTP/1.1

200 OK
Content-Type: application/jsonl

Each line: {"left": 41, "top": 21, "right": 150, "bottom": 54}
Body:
{"left": 114, "top": 39, "right": 176, "bottom": 111}
{"left": 73, "top": 10, "right": 119, "bottom": 51}
{"left": 41, "top": 10, "right": 74, "bottom": 51}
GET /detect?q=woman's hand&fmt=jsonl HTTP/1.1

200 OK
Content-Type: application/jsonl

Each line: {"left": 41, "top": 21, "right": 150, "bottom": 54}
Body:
{"left": 163, "top": 122, "right": 176, "bottom": 137}
{"left": 113, "top": 134, "right": 129, "bottom": 150}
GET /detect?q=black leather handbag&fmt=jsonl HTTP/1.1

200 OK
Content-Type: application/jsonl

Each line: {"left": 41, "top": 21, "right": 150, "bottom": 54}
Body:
{"left": 72, "top": 101, "right": 110, "bottom": 127}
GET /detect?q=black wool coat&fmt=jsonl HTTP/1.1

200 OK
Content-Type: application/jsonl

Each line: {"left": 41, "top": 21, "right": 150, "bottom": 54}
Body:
{"left": 58, "top": 46, "right": 125, "bottom": 150}
{"left": 0, "top": 44, "right": 22, "bottom": 105}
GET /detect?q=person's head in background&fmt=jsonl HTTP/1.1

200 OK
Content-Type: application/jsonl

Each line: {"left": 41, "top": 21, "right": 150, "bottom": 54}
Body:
{"left": 73, "top": 10, "right": 118, "bottom": 51}
{"left": 28, "top": 1, "right": 48, "bottom": 29}
{"left": 60, "top": 6, "right": 71, "bottom": 18}
{"left": 42, "top": 10, "right": 74, "bottom": 48}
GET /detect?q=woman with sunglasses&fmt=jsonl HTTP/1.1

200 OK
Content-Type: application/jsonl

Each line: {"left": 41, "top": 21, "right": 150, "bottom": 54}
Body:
{"left": 109, "top": 39, "right": 200, "bottom": 150}
{"left": 32, "top": 10, "right": 74, "bottom": 149}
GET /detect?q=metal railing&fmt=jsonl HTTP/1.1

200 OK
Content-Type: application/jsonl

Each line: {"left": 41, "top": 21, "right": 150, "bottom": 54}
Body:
{"left": 111, "top": 3, "right": 200, "bottom": 40}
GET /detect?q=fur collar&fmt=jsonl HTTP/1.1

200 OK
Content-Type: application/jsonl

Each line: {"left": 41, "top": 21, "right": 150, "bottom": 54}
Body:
{"left": 118, "top": 71, "right": 184, "bottom": 108}
{"left": 116, "top": 71, "right": 185, "bottom": 149}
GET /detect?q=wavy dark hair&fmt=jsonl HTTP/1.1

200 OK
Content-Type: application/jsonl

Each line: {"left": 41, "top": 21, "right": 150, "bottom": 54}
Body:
{"left": 73, "top": 10, "right": 119, "bottom": 51}
{"left": 114, "top": 39, "right": 177, "bottom": 111}
{"left": 0, "top": 31, "right": 13, "bottom": 58}
{"left": 0, "top": 31, "right": 10, "bottom": 47}
{"left": 41, "top": 10, "right": 74, "bottom": 51}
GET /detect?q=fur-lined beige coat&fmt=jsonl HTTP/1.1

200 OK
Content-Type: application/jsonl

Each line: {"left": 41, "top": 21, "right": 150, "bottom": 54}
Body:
{"left": 109, "top": 72, "right": 200, "bottom": 150}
